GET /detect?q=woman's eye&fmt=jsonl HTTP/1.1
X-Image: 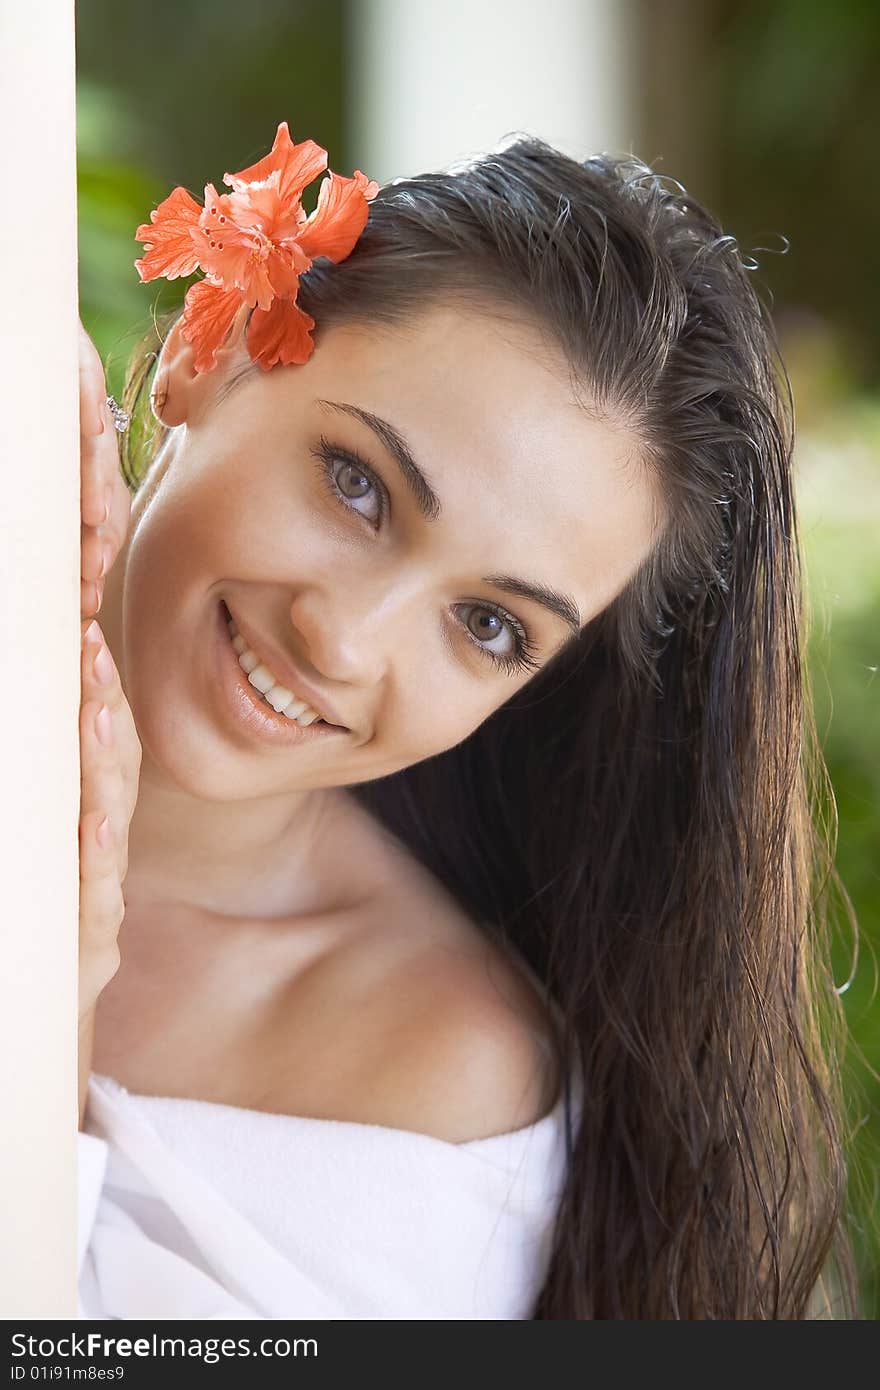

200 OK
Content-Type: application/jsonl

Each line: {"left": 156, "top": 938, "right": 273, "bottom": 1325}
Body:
{"left": 455, "top": 603, "right": 542, "bottom": 677}
{"left": 311, "top": 437, "right": 388, "bottom": 529}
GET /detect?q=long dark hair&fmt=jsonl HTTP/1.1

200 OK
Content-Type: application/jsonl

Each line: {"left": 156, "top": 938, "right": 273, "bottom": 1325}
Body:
{"left": 119, "top": 136, "right": 865, "bottom": 1318}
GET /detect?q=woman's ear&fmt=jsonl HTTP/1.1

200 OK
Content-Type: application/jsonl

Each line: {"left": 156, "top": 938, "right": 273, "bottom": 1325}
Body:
{"left": 150, "top": 308, "right": 249, "bottom": 428}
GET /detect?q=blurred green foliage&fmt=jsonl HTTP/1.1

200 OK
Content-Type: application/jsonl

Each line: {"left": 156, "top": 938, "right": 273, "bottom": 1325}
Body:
{"left": 75, "top": 0, "right": 878, "bottom": 1316}
{"left": 694, "top": 0, "right": 880, "bottom": 1307}
{"left": 704, "top": 0, "right": 880, "bottom": 394}
{"left": 76, "top": 0, "right": 345, "bottom": 395}
{"left": 798, "top": 397, "right": 880, "bottom": 1317}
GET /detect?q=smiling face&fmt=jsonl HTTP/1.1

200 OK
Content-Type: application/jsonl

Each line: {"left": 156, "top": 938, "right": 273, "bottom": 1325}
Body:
{"left": 112, "top": 303, "right": 663, "bottom": 803}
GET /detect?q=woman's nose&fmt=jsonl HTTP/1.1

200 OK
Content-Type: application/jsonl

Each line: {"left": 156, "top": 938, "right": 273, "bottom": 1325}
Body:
{"left": 286, "top": 577, "right": 411, "bottom": 689}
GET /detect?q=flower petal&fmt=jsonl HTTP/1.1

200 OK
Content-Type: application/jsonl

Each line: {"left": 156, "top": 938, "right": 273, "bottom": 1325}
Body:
{"left": 246, "top": 296, "right": 317, "bottom": 370}
{"left": 266, "top": 242, "right": 310, "bottom": 299}
{"left": 224, "top": 121, "right": 328, "bottom": 206}
{"left": 134, "top": 186, "right": 203, "bottom": 281}
{"left": 181, "top": 279, "right": 246, "bottom": 374}
{"left": 295, "top": 169, "right": 380, "bottom": 263}
{"left": 227, "top": 177, "right": 309, "bottom": 246}
{"left": 191, "top": 183, "right": 275, "bottom": 309}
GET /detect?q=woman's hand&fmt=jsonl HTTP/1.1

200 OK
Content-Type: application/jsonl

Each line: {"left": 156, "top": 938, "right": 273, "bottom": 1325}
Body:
{"left": 79, "top": 620, "right": 142, "bottom": 1016}
{"left": 77, "top": 317, "right": 141, "bottom": 1020}
{"left": 79, "top": 317, "right": 131, "bottom": 620}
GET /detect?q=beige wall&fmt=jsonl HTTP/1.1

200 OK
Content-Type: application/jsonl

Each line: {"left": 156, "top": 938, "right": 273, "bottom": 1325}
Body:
{"left": 0, "top": 0, "right": 79, "bottom": 1319}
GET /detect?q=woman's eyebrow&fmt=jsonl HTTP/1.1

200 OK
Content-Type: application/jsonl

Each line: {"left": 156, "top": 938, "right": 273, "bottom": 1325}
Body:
{"left": 482, "top": 574, "right": 581, "bottom": 635}
{"left": 315, "top": 397, "right": 582, "bottom": 637}
{"left": 316, "top": 398, "right": 442, "bottom": 522}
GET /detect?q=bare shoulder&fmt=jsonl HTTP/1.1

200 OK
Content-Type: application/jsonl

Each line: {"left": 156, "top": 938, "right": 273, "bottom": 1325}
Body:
{"left": 324, "top": 901, "right": 562, "bottom": 1144}
{"left": 379, "top": 947, "right": 560, "bottom": 1143}
{"left": 243, "top": 802, "right": 563, "bottom": 1141}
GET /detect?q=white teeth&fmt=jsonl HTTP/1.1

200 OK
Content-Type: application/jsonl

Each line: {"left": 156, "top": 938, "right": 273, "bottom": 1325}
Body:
{"left": 225, "top": 613, "right": 325, "bottom": 725}
{"left": 265, "top": 686, "right": 295, "bottom": 713}
{"left": 247, "top": 663, "right": 276, "bottom": 696}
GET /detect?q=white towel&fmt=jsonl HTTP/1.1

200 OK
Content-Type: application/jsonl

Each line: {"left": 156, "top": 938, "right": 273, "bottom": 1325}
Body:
{"left": 78, "top": 1069, "right": 581, "bottom": 1320}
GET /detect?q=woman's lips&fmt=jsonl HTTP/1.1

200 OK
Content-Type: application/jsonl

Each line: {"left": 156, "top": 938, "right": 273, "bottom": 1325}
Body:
{"left": 213, "top": 600, "right": 349, "bottom": 749}
{"left": 222, "top": 600, "right": 349, "bottom": 730}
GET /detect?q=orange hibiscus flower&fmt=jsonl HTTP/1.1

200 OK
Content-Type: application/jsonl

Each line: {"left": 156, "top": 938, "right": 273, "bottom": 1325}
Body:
{"left": 134, "top": 122, "right": 379, "bottom": 373}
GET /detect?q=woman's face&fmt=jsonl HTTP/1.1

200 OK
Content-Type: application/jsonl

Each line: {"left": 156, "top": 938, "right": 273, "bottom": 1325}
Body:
{"left": 115, "top": 304, "right": 661, "bottom": 801}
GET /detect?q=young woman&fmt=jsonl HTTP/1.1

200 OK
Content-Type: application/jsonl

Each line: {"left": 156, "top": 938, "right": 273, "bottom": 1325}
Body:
{"left": 76, "top": 131, "right": 861, "bottom": 1318}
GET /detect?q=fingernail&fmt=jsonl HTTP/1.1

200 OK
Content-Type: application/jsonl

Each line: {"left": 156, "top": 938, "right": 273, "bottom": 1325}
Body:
{"left": 100, "top": 542, "right": 112, "bottom": 578}
{"left": 84, "top": 620, "right": 101, "bottom": 645}
{"left": 96, "top": 816, "right": 112, "bottom": 850}
{"left": 104, "top": 483, "right": 114, "bottom": 514}
{"left": 95, "top": 704, "right": 114, "bottom": 747}
{"left": 94, "top": 643, "right": 115, "bottom": 686}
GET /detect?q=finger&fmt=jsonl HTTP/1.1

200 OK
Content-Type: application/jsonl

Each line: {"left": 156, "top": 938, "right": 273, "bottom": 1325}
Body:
{"left": 81, "top": 576, "right": 104, "bottom": 622}
{"left": 78, "top": 805, "right": 124, "bottom": 997}
{"left": 80, "top": 685, "right": 127, "bottom": 878}
{"left": 80, "top": 480, "right": 130, "bottom": 621}
{"left": 104, "top": 455, "right": 131, "bottom": 555}
{"left": 81, "top": 625, "right": 124, "bottom": 765}
{"left": 81, "top": 522, "right": 113, "bottom": 586}
{"left": 82, "top": 620, "right": 142, "bottom": 800}
{"left": 78, "top": 319, "right": 108, "bottom": 438}
{"left": 80, "top": 410, "right": 121, "bottom": 530}
{"left": 79, "top": 719, "right": 122, "bottom": 855}
{"left": 82, "top": 620, "right": 123, "bottom": 716}
{"left": 80, "top": 446, "right": 110, "bottom": 530}
{"left": 80, "top": 674, "right": 132, "bottom": 886}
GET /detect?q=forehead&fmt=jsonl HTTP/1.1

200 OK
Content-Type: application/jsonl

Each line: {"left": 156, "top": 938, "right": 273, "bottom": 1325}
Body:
{"left": 260, "top": 304, "right": 664, "bottom": 623}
